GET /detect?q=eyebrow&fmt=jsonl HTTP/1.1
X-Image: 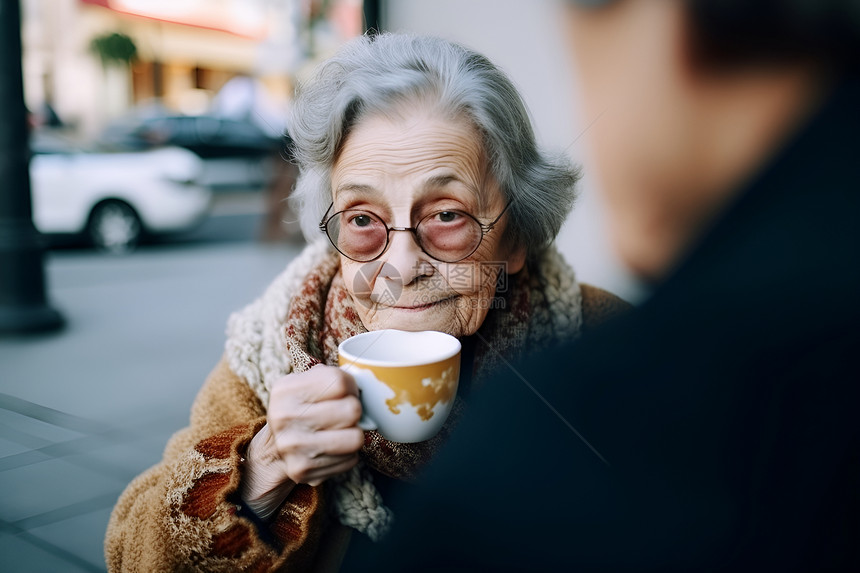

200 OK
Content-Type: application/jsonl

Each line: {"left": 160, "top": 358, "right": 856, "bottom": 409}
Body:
{"left": 333, "top": 183, "right": 376, "bottom": 200}
{"left": 334, "top": 175, "right": 482, "bottom": 201}
{"left": 423, "top": 174, "right": 481, "bottom": 199}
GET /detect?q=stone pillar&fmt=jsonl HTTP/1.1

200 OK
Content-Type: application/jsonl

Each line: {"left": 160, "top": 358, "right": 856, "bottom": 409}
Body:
{"left": 0, "top": 0, "right": 63, "bottom": 334}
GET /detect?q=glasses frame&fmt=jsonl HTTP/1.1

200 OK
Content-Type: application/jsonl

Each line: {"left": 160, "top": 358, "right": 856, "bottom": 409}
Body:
{"left": 318, "top": 199, "right": 513, "bottom": 263}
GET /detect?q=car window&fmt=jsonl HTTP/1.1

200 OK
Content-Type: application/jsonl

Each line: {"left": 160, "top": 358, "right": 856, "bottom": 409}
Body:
{"left": 193, "top": 117, "right": 221, "bottom": 142}
{"left": 30, "top": 131, "right": 78, "bottom": 155}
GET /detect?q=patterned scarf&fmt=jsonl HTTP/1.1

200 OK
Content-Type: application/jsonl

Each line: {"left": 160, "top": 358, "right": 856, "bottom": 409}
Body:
{"left": 227, "top": 241, "right": 583, "bottom": 540}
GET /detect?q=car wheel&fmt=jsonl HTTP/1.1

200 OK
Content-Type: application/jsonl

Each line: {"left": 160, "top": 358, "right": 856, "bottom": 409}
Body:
{"left": 87, "top": 200, "right": 142, "bottom": 253}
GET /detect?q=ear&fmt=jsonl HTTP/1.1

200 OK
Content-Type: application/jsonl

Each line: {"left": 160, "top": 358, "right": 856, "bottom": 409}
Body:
{"left": 505, "top": 244, "right": 527, "bottom": 275}
{"left": 668, "top": 1, "right": 707, "bottom": 87}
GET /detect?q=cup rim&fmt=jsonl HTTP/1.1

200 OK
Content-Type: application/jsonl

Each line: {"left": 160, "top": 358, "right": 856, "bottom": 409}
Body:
{"left": 338, "top": 329, "right": 461, "bottom": 367}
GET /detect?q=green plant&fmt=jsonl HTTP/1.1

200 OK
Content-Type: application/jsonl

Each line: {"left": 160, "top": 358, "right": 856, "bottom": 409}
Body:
{"left": 90, "top": 32, "right": 137, "bottom": 67}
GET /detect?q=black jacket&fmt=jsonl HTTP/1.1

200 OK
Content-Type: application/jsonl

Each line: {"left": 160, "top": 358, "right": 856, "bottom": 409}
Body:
{"left": 354, "top": 77, "right": 860, "bottom": 572}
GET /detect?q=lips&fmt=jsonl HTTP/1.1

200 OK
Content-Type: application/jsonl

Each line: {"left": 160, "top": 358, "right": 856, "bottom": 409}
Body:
{"left": 390, "top": 296, "right": 457, "bottom": 310}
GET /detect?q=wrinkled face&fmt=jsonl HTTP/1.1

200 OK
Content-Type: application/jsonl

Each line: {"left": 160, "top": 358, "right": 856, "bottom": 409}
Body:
{"left": 330, "top": 110, "right": 525, "bottom": 338}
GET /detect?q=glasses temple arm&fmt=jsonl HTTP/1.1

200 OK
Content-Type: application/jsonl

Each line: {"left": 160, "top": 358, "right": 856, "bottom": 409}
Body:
{"left": 318, "top": 202, "right": 334, "bottom": 232}
{"left": 481, "top": 199, "right": 514, "bottom": 232}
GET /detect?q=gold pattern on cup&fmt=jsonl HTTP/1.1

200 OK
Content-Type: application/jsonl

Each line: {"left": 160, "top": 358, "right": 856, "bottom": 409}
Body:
{"left": 338, "top": 355, "right": 459, "bottom": 420}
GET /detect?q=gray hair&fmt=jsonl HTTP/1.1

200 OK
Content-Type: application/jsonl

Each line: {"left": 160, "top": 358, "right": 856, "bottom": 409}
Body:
{"left": 288, "top": 32, "right": 581, "bottom": 258}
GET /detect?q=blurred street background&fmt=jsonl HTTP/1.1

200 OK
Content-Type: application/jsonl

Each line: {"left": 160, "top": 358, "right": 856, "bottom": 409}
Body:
{"left": 1, "top": 0, "right": 642, "bottom": 570}
{"left": 0, "top": 233, "right": 304, "bottom": 572}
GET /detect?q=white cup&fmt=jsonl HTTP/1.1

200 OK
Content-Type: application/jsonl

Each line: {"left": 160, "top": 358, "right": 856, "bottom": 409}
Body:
{"left": 338, "top": 329, "right": 461, "bottom": 443}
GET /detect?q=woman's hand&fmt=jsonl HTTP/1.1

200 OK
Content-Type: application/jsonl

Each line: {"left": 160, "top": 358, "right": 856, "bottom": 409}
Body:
{"left": 266, "top": 364, "right": 365, "bottom": 484}
{"left": 241, "top": 365, "right": 365, "bottom": 518}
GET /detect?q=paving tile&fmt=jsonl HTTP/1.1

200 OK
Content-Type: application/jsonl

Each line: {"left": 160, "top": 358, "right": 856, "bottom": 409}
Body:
{"left": 0, "top": 437, "right": 30, "bottom": 458}
{"left": 128, "top": 430, "right": 176, "bottom": 460}
{"left": 0, "top": 431, "right": 129, "bottom": 473}
{"left": 61, "top": 440, "right": 166, "bottom": 485}
{"left": 35, "top": 432, "right": 129, "bottom": 462}
{"left": 0, "top": 449, "right": 52, "bottom": 473}
{"left": 13, "top": 492, "right": 120, "bottom": 531}
{"left": 0, "top": 530, "right": 102, "bottom": 573}
{"left": 0, "top": 408, "right": 86, "bottom": 445}
{"left": 0, "top": 393, "right": 111, "bottom": 436}
{"left": 27, "top": 507, "right": 113, "bottom": 571}
{"left": 0, "top": 458, "right": 126, "bottom": 523}
{"left": 0, "top": 420, "right": 53, "bottom": 450}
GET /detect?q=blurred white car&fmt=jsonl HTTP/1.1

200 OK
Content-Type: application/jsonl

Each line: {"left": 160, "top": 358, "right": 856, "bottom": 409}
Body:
{"left": 30, "top": 131, "right": 212, "bottom": 252}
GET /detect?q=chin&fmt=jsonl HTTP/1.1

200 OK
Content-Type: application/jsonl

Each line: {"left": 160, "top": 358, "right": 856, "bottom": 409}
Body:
{"left": 369, "top": 312, "right": 454, "bottom": 335}
{"left": 360, "top": 302, "right": 466, "bottom": 337}
{"left": 612, "top": 230, "right": 675, "bottom": 284}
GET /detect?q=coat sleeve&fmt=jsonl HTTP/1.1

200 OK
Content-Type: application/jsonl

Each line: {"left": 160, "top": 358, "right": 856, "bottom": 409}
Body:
{"left": 579, "top": 283, "right": 632, "bottom": 332}
{"left": 104, "top": 357, "right": 327, "bottom": 572}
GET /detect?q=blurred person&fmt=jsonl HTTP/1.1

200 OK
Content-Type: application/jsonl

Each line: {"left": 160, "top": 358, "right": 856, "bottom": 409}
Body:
{"left": 261, "top": 130, "right": 303, "bottom": 243}
{"left": 355, "top": 0, "right": 860, "bottom": 571}
{"left": 28, "top": 101, "right": 63, "bottom": 129}
{"left": 211, "top": 75, "right": 285, "bottom": 139}
{"left": 104, "top": 33, "right": 628, "bottom": 572}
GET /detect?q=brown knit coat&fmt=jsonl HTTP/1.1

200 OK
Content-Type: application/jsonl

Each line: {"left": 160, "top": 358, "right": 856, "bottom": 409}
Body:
{"left": 104, "top": 249, "right": 628, "bottom": 573}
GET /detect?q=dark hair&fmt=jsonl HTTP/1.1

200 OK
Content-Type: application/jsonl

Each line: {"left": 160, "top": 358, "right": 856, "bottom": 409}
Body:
{"left": 685, "top": 0, "right": 860, "bottom": 72}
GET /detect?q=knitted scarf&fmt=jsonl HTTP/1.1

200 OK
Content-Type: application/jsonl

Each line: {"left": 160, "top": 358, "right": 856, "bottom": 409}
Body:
{"left": 226, "top": 241, "right": 583, "bottom": 541}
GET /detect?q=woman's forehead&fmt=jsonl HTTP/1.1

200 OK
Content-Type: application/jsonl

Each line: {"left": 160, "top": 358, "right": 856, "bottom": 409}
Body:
{"left": 331, "top": 113, "right": 496, "bottom": 198}
{"left": 337, "top": 112, "right": 486, "bottom": 165}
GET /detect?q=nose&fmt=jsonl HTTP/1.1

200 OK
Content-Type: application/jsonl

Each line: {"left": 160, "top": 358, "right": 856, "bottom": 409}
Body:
{"left": 380, "top": 228, "right": 430, "bottom": 286}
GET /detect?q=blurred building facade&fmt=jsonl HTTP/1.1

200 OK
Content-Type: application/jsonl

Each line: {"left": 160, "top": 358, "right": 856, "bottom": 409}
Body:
{"left": 21, "top": 0, "right": 364, "bottom": 138}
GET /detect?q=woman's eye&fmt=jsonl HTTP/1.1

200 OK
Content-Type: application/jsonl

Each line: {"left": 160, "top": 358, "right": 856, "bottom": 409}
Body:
{"left": 436, "top": 211, "right": 459, "bottom": 223}
{"left": 350, "top": 214, "right": 373, "bottom": 227}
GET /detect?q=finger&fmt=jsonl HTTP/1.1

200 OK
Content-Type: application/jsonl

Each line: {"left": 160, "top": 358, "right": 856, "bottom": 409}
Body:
{"left": 301, "top": 427, "right": 365, "bottom": 456}
{"left": 285, "top": 451, "right": 355, "bottom": 480}
{"left": 302, "top": 366, "right": 359, "bottom": 403}
{"left": 303, "top": 455, "right": 361, "bottom": 486}
{"left": 275, "top": 427, "right": 365, "bottom": 459}
{"left": 269, "top": 365, "right": 358, "bottom": 403}
{"left": 298, "top": 395, "right": 363, "bottom": 431}
{"left": 318, "top": 427, "right": 366, "bottom": 455}
{"left": 274, "top": 365, "right": 358, "bottom": 404}
{"left": 285, "top": 450, "right": 360, "bottom": 484}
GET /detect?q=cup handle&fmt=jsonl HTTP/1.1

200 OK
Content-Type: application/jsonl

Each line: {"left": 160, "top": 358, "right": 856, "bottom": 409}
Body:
{"left": 340, "top": 365, "right": 378, "bottom": 431}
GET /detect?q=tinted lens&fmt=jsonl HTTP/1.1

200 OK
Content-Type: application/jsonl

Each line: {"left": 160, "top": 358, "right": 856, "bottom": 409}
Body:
{"left": 417, "top": 210, "right": 483, "bottom": 262}
{"left": 327, "top": 210, "right": 388, "bottom": 261}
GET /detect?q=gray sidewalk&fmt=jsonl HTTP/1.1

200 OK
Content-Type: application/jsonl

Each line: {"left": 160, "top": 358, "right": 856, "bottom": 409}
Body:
{"left": 0, "top": 240, "right": 302, "bottom": 572}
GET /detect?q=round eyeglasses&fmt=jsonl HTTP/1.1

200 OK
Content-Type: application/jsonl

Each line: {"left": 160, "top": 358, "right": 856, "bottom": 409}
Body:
{"left": 318, "top": 200, "right": 512, "bottom": 263}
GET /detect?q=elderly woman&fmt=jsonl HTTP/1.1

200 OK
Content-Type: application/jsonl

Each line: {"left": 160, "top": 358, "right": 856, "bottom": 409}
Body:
{"left": 105, "top": 33, "right": 627, "bottom": 572}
